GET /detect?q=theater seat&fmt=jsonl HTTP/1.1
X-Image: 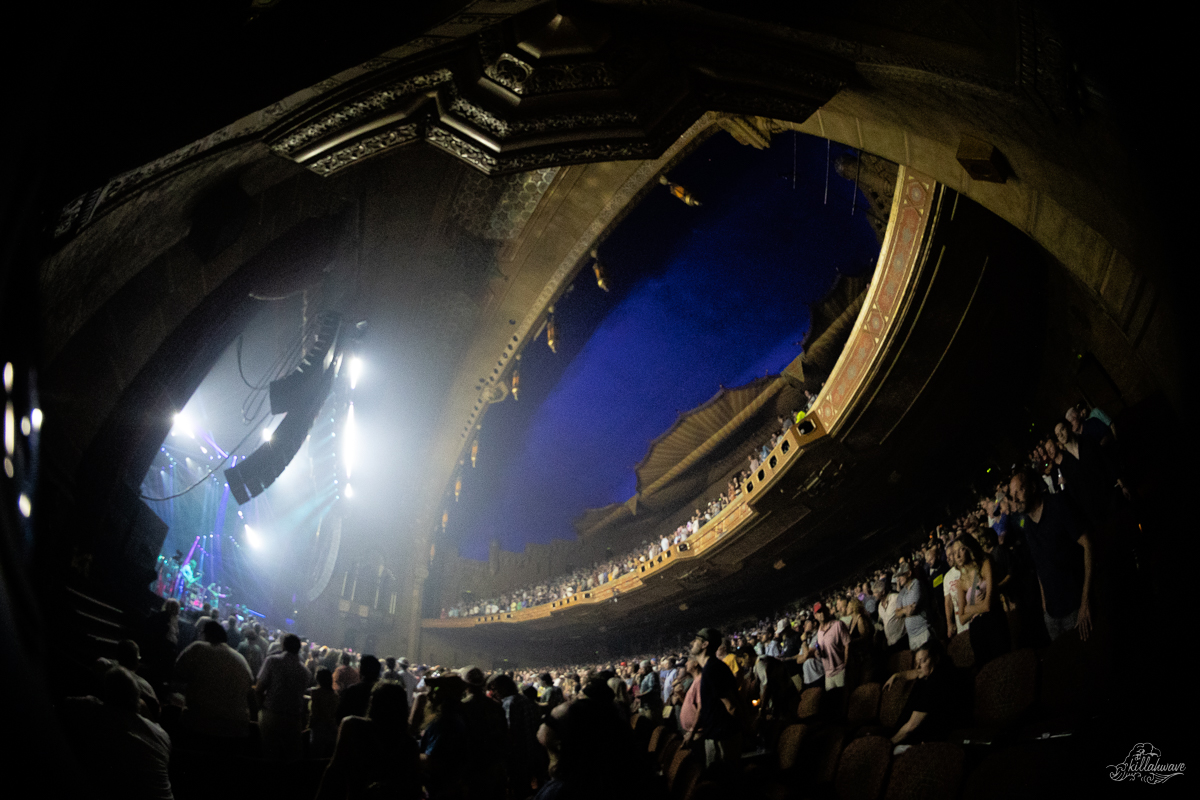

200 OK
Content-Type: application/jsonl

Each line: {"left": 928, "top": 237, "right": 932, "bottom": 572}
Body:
{"left": 878, "top": 678, "right": 913, "bottom": 730}
{"left": 847, "top": 682, "right": 882, "bottom": 729}
{"left": 776, "top": 723, "right": 810, "bottom": 772}
{"left": 797, "top": 686, "right": 824, "bottom": 721}
{"left": 834, "top": 734, "right": 892, "bottom": 800}
{"left": 886, "top": 651, "right": 913, "bottom": 676}
{"left": 947, "top": 633, "right": 975, "bottom": 670}
{"left": 884, "top": 741, "right": 964, "bottom": 800}
{"left": 659, "top": 734, "right": 683, "bottom": 772}
{"left": 649, "top": 725, "right": 670, "bottom": 755}
{"left": 949, "top": 648, "right": 1037, "bottom": 747}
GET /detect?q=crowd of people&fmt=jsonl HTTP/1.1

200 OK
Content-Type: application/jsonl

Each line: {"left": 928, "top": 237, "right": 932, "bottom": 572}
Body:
{"left": 443, "top": 407, "right": 813, "bottom": 618}
{"left": 58, "top": 397, "right": 1131, "bottom": 799}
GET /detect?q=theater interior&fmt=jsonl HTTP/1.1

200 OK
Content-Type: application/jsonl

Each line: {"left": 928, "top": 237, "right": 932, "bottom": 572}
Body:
{"left": 0, "top": 0, "right": 1189, "bottom": 795}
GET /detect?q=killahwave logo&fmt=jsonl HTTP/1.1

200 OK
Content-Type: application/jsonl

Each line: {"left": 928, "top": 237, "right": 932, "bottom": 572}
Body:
{"left": 1108, "top": 743, "right": 1186, "bottom": 784}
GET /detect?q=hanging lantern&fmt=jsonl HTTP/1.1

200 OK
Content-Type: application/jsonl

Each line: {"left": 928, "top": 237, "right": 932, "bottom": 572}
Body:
{"left": 591, "top": 248, "right": 609, "bottom": 292}
{"left": 441, "top": 509, "right": 449, "bottom": 532}
{"left": 454, "top": 476, "right": 462, "bottom": 502}
{"left": 429, "top": 542, "right": 436, "bottom": 563}
{"left": 546, "top": 310, "right": 557, "bottom": 354}
{"left": 471, "top": 439, "right": 478, "bottom": 468}
{"left": 659, "top": 175, "right": 701, "bottom": 206}
{"left": 511, "top": 357, "right": 521, "bottom": 401}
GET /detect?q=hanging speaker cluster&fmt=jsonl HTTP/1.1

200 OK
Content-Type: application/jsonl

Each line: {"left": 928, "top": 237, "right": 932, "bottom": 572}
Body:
{"left": 225, "top": 312, "right": 342, "bottom": 504}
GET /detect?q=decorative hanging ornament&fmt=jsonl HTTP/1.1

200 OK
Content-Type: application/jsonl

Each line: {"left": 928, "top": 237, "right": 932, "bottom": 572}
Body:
{"left": 441, "top": 509, "right": 449, "bottom": 532}
{"left": 471, "top": 439, "right": 478, "bottom": 468}
{"left": 590, "top": 249, "right": 610, "bottom": 292}
{"left": 454, "top": 476, "right": 462, "bottom": 502}
{"left": 546, "top": 309, "right": 557, "bottom": 354}
{"left": 659, "top": 175, "right": 701, "bottom": 206}
{"left": 511, "top": 356, "right": 521, "bottom": 401}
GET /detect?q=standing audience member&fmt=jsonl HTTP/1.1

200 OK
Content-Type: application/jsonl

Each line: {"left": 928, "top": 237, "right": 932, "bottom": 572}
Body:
{"left": 255, "top": 632, "right": 311, "bottom": 762}
{"left": 954, "top": 535, "right": 1011, "bottom": 666}
{"left": 173, "top": 618, "right": 253, "bottom": 743}
{"left": 893, "top": 563, "right": 933, "bottom": 650}
{"left": 1009, "top": 470, "right": 1094, "bottom": 641}
{"left": 459, "top": 666, "right": 509, "bottom": 800}
{"left": 316, "top": 681, "right": 422, "bottom": 800}
{"left": 333, "top": 652, "right": 360, "bottom": 693}
{"left": 488, "top": 673, "right": 545, "bottom": 797}
{"left": 684, "top": 627, "right": 740, "bottom": 776}
{"left": 336, "top": 655, "right": 381, "bottom": 721}
{"left": 237, "top": 629, "right": 264, "bottom": 680}
{"left": 308, "top": 667, "right": 339, "bottom": 758}
{"left": 420, "top": 675, "right": 470, "bottom": 800}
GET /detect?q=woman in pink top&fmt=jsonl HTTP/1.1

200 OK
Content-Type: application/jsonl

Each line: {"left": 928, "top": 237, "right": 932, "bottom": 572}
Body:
{"left": 812, "top": 602, "right": 851, "bottom": 691}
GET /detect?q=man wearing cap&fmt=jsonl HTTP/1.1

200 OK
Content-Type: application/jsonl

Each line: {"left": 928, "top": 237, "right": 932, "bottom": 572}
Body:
{"left": 684, "top": 627, "right": 740, "bottom": 774}
{"left": 893, "top": 562, "right": 932, "bottom": 650}
{"left": 459, "top": 666, "right": 508, "bottom": 799}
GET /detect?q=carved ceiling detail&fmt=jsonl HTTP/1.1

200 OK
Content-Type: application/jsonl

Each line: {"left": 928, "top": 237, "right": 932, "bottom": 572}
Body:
{"left": 265, "top": 4, "right": 851, "bottom": 177}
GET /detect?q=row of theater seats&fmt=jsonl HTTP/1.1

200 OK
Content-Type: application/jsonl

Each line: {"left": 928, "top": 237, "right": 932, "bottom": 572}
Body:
{"left": 635, "top": 622, "right": 1112, "bottom": 800}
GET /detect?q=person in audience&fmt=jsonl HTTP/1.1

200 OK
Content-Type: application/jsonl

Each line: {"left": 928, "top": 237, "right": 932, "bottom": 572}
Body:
{"left": 892, "top": 562, "right": 933, "bottom": 650}
{"left": 811, "top": 601, "right": 851, "bottom": 697}
{"left": 659, "top": 656, "right": 679, "bottom": 706}
{"left": 796, "top": 616, "right": 825, "bottom": 691}
{"left": 336, "top": 654, "right": 381, "bottom": 721}
{"left": 173, "top": 618, "right": 253, "bottom": 743}
{"left": 633, "top": 660, "right": 661, "bottom": 718}
{"left": 255, "top": 632, "right": 311, "bottom": 762}
{"left": 316, "top": 681, "right": 422, "bottom": 800}
{"left": 308, "top": 666, "right": 339, "bottom": 758}
{"left": 333, "top": 651, "right": 360, "bottom": 693}
{"left": 885, "top": 642, "right": 965, "bottom": 747}
{"left": 99, "top": 638, "right": 159, "bottom": 721}
{"left": 753, "top": 655, "right": 799, "bottom": 724}
{"left": 537, "top": 672, "right": 564, "bottom": 709}
{"left": 943, "top": 540, "right": 968, "bottom": 641}
{"left": 533, "top": 696, "right": 655, "bottom": 800}
{"left": 874, "top": 580, "right": 906, "bottom": 654}
{"left": 684, "top": 627, "right": 740, "bottom": 775}
{"left": 459, "top": 666, "right": 509, "bottom": 800}
{"left": 955, "top": 535, "right": 1011, "bottom": 666}
{"left": 488, "top": 672, "right": 545, "bottom": 797}
{"left": 60, "top": 666, "right": 173, "bottom": 800}
{"left": 1009, "top": 470, "right": 1094, "bottom": 641}
{"left": 236, "top": 628, "right": 264, "bottom": 679}
{"left": 420, "top": 674, "right": 470, "bottom": 800}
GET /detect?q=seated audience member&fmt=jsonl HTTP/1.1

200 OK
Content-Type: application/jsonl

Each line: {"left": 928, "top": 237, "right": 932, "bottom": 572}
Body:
{"left": 60, "top": 666, "right": 173, "bottom": 800}
{"left": 173, "top": 618, "right": 253, "bottom": 741}
{"left": 885, "top": 643, "right": 965, "bottom": 746}
{"left": 420, "top": 674, "right": 471, "bottom": 800}
{"left": 336, "top": 654, "right": 381, "bottom": 721}
{"left": 255, "top": 632, "right": 312, "bottom": 762}
{"left": 308, "top": 667, "right": 340, "bottom": 758}
{"left": 316, "top": 681, "right": 422, "bottom": 800}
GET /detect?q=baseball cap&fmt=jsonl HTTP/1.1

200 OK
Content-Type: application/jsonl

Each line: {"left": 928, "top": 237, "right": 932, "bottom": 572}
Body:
{"left": 695, "top": 627, "right": 722, "bottom": 644}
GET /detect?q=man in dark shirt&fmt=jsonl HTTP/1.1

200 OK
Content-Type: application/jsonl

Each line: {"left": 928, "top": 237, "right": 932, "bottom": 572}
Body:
{"left": 684, "top": 627, "right": 739, "bottom": 774}
{"left": 1009, "top": 470, "right": 1093, "bottom": 641}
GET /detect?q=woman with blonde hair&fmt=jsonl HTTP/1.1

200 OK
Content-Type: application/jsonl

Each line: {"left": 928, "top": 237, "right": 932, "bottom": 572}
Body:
{"left": 954, "top": 535, "right": 1011, "bottom": 667}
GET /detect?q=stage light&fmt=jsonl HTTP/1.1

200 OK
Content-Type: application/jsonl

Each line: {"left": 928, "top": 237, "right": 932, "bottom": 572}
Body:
{"left": 200, "top": 445, "right": 208, "bottom": 454}
{"left": 2, "top": 363, "right": 11, "bottom": 392}
{"left": 4, "top": 402, "right": 13, "bottom": 455}
{"left": 262, "top": 428, "right": 273, "bottom": 442}
{"left": 20, "top": 417, "right": 30, "bottom": 436}
{"left": 350, "top": 357, "right": 363, "bottom": 390}
{"left": 30, "top": 408, "right": 42, "bottom": 431}
{"left": 345, "top": 483, "right": 354, "bottom": 498}
{"left": 172, "top": 411, "right": 194, "bottom": 438}
{"left": 3, "top": 457, "right": 12, "bottom": 478}
{"left": 245, "top": 525, "right": 262, "bottom": 550}
{"left": 17, "top": 493, "right": 31, "bottom": 517}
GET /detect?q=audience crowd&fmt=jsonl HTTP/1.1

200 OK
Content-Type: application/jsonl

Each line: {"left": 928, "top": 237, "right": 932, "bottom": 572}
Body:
{"left": 443, "top": 410, "right": 809, "bottom": 618}
{"left": 59, "top": 398, "right": 1135, "bottom": 799}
